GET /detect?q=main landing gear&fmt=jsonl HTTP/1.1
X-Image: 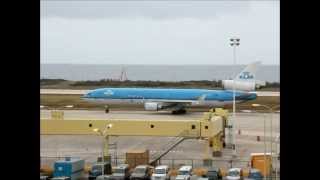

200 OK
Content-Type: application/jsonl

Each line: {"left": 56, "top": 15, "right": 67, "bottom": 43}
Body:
{"left": 171, "top": 109, "right": 187, "bottom": 114}
{"left": 105, "top": 105, "right": 109, "bottom": 113}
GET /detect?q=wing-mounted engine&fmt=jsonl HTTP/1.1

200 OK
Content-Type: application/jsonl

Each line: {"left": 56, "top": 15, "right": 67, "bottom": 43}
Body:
{"left": 144, "top": 102, "right": 162, "bottom": 111}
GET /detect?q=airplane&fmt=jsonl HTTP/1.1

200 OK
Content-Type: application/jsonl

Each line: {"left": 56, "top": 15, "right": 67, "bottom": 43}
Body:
{"left": 82, "top": 62, "right": 262, "bottom": 114}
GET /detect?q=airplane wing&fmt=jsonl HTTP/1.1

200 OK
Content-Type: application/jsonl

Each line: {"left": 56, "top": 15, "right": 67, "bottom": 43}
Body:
{"left": 144, "top": 99, "right": 196, "bottom": 103}
{"left": 143, "top": 94, "right": 207, "bottom": 104}
{"left": 143, "top": 94, "right": 208, "bottom": 110}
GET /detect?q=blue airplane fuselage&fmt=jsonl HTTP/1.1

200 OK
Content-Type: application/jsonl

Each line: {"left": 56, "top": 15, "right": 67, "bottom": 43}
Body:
{"left": 82, "top": 88, "right": 256, "bottom": 107}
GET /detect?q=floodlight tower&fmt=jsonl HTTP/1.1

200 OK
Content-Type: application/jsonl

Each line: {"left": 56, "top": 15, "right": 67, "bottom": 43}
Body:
{"left": 229, "top": 37, "right": 240, "bottom": 156}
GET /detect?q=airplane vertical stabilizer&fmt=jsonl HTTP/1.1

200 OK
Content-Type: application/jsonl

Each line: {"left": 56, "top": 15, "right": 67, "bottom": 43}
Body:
{"left": 235, "top": 61, "right": 261, "bottom": 82}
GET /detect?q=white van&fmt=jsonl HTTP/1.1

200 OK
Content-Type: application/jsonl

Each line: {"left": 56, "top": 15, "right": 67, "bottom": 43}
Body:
{"left": 151, "top": 165, "right": 170, "bottom": 180}
{"left": 175, "top": 166, "right": 192, "bottom": 180}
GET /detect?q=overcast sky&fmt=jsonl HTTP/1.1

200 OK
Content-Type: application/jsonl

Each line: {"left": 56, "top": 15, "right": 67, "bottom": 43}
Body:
{"left": 41, "top": 1, "right": 279, "bottom": 65}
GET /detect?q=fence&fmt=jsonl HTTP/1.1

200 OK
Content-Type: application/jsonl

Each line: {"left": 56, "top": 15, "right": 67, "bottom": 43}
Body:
{"left": 41, "top": 156, "right": 250, "bottom": 169}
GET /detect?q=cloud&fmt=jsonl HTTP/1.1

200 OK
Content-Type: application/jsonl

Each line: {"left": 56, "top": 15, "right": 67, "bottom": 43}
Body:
{"left": 41, "top": 1, "right": 279, "bottom": 65}
{"left": 41, "top": 1, "right": 251, "bottom": 20}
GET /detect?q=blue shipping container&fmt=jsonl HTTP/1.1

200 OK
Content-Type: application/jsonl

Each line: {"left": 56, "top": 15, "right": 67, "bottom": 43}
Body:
{"left": 53, "top": 158, "right": 85, "bottom": 179}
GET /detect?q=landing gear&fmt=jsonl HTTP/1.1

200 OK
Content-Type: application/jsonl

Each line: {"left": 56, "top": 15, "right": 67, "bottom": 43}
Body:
{"left": 171, "top": 109, "right": 187, "bottom": 114}
{"left": 105, "top": 105, "right": 109, "bottom": 113}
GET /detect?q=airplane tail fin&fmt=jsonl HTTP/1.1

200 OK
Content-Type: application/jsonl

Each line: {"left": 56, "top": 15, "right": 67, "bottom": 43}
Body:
{"left": 235, "top": 61, "right": 261, "bottom": 82}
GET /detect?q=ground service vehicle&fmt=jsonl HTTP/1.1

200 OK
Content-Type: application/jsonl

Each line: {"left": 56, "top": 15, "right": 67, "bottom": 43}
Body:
{"left": 151, "top": 165, "right": 170, "bottom": 180}
{"left": 244, "top": 169, "right": 263, "bottom": 180}
{"left": 109, "top": 164, "right": 132, "bottom": 180}
{"left": 130, "top": 165, "right": 153, "bottom": 180}
{"left": 175, "top": 166, "right": 193, "bottom": 180}
{"left": 226, "top": 168, "right": 242, "bottom": 180}
{"left": 53, "top": 157, "right": 85, "bottom": 180}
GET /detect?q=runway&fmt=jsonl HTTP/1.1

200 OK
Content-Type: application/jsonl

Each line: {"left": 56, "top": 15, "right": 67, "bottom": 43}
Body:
{"left": 40, "top": 89, "right": 280, "bottom": 96}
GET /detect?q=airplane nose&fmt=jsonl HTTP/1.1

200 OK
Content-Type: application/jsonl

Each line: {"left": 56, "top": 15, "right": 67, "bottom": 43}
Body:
{"left": 81, "top": 92, "right": 91, "bottom": 99}
{"left": 81, "top": 94, "right": 87, "bottom": 99}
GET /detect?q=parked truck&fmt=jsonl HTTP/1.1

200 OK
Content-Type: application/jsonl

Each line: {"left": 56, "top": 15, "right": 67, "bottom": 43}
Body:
{"left": 53, "top": 157, "right": 84, "bottom": 180}
{"left": 151, "top": 165, "right": 170, "bottom": 180}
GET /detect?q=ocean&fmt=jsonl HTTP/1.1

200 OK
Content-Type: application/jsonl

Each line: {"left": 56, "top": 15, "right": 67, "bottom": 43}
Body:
{"left": 40, "top": 64, "right": 280, "bottom": 82}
